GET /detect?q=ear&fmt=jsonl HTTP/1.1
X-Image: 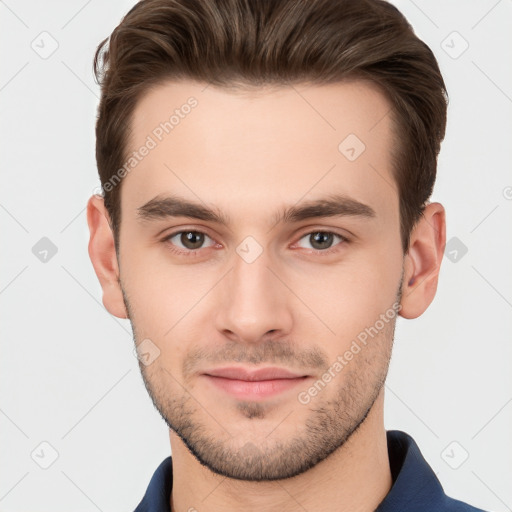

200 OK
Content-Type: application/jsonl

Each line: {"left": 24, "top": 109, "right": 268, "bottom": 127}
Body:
{"left": 399, "top": 202, "right": 446, "bottom": 319}
{"left": 86, "top": 194, "right": 128, "bottom": 319}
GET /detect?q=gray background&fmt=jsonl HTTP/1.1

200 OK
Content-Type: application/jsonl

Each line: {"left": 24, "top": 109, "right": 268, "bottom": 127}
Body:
{"left": 1, "top": 0, "right": 511, "bottom": 511}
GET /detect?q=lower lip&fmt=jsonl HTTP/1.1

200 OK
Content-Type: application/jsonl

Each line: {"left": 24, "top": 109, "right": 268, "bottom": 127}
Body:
{"left": 203, "top": 375, "right": 309, "bottom": 400}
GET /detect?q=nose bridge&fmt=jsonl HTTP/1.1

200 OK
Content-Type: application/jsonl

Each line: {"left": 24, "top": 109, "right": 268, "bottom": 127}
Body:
{"left": 215, "top": 240, "right": 292, "bottom": 342}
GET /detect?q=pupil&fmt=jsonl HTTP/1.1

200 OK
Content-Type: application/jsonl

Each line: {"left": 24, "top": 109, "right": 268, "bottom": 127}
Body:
{"left": 182, "top": 231, "right": 204, "bottom": 249}
{"left": 311, "top": 232, "right": 332, "bottom": 250}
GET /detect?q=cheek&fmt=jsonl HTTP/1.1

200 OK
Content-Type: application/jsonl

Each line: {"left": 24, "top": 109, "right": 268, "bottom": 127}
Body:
{"left": 120, "top": 246, "right": 218, "bottom": 342}
{"left": 300, "top": 250, "right": 401, "bottom": 345}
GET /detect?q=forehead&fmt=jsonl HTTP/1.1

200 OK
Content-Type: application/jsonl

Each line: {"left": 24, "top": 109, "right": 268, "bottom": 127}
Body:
{"left": 122, "top": 79, "right": 397, "bottom": 227}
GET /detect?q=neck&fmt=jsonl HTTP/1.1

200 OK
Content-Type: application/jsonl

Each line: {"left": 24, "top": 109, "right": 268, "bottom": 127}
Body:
{"left": 169, "top": 390, "right": 392, "bottom": 512}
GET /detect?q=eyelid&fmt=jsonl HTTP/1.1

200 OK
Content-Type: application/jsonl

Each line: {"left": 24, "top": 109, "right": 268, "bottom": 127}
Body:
{"left": 293, "top": 226, "right": 351, "bottom": 242}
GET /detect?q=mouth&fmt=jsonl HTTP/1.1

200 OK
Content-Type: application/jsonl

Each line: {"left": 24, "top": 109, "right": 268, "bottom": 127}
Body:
{"left": 201, "top": 366, "right": 311, "bottom": 400}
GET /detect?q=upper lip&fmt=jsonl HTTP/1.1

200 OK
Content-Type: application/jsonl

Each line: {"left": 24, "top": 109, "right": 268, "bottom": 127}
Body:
{"left": 203, "top": 366, "right": 307, "bottom": 381}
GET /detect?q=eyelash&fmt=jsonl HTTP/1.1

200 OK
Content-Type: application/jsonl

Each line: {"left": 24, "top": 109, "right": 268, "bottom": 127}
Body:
{"left": 161, "top": 229, "right": 349, "bottom": 257}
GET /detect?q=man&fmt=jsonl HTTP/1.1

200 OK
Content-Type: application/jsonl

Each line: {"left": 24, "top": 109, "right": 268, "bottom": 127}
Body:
{"left": 86, "top": 0, "right": 488, "bottom": 510}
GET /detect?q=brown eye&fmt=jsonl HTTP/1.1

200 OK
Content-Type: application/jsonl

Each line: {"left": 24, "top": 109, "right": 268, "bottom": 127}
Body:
{"left": 165, "top": 230, "right": 215, "bottom": 252}
{"left": 179, "top": 231, "right": 205, "bottom": 249}
{"left": 296, "top": 231, "right": 348, "bottom": 253}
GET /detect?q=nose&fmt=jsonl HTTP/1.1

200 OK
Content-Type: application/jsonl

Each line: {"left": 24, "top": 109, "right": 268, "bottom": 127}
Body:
{"left": 214, "top": 245, "right": 293, "bottom": 344}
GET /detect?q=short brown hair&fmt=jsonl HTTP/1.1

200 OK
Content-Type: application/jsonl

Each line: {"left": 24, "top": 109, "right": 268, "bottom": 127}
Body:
{"left": 93, "top": 0, "right": 448, "bottom": 254}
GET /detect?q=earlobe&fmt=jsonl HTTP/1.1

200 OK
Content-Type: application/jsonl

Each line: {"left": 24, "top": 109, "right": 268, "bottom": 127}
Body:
{"left": 86, "top": 194, "right": 128, "bottom": 319}
{"left": 399, "top": 202, "right": 446, "bottom": 319}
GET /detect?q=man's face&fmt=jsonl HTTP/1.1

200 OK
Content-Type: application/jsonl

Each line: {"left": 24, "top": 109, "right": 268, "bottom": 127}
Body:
{"left": 116, "top": 79, "right": 404, "bottom": 480}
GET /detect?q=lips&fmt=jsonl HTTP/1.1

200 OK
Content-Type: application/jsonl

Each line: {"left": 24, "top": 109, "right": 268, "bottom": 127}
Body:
{"left": 201, "top": 366, "right": 310, "bottom": 400}
{"left": 203, "top": 366, "right": 306, "bottom": 381}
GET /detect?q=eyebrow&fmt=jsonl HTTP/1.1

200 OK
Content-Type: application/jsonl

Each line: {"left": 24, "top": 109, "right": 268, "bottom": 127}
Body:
{"left": 136, "top": 193, "right": 376, "bottom": 226}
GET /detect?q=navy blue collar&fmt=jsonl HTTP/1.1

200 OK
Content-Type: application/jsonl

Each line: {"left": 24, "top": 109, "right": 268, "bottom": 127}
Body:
{"left": 134, "top": 430, "right": 487, "bottom": 511}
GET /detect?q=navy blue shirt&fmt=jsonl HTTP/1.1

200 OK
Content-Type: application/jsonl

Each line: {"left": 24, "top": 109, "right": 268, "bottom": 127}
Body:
{"left": 134, "top": 430, "right": 488, "bottom": 511}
